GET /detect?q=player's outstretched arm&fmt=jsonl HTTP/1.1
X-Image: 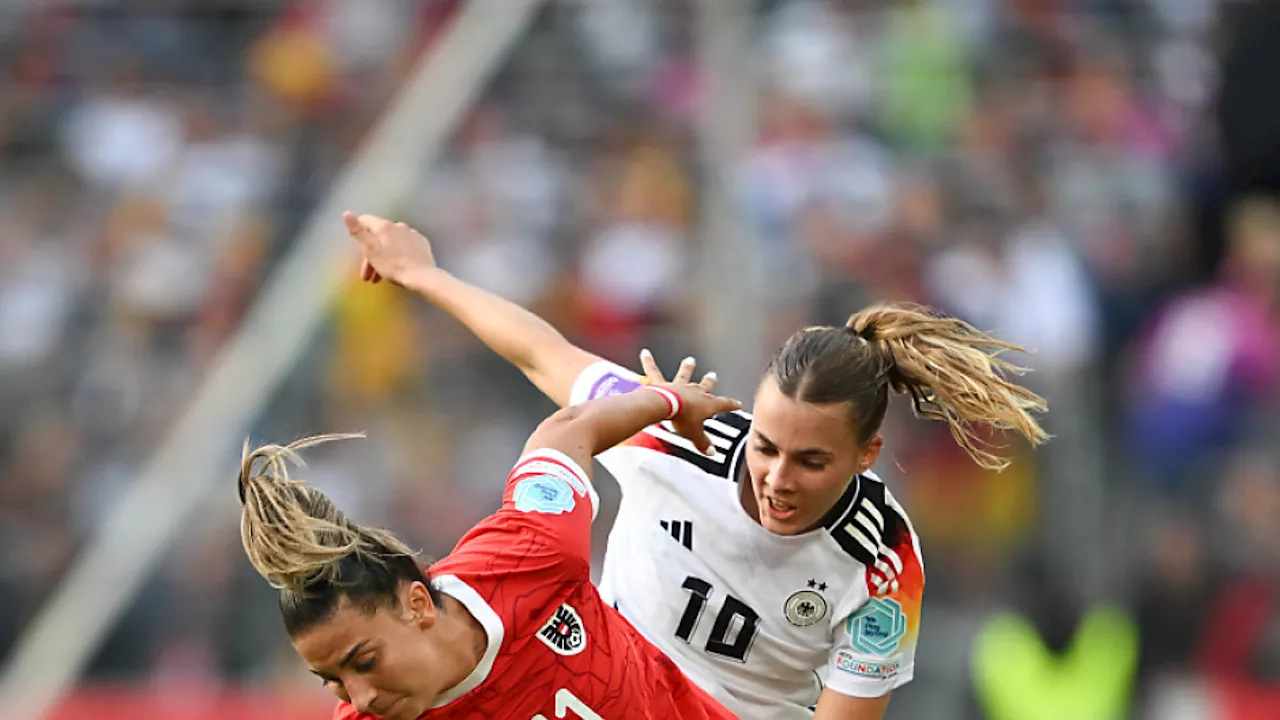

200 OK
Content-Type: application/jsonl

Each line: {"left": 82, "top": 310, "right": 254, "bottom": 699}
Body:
{"left": 523, "top": 374, "right": 741, "bottom": 479}
{"left": 343, "top": 211, "right": 600, "bottom": 407}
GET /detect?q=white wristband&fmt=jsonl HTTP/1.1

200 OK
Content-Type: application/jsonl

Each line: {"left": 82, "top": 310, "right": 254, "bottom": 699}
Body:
{"left": 642, "top": 385, "right": 682, "bottom": 420}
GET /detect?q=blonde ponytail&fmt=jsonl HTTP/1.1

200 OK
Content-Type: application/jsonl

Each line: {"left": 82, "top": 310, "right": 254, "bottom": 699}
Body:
{"left": 238, "top": 433, "right": 417, "bottom": 596}
{"left": 847, "top": 303, "right": 1049, "bottom": 470}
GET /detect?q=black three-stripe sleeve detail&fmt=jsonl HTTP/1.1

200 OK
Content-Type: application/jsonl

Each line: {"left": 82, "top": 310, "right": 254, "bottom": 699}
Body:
{"left": 645, "top": 410, "right": 752, "bottom": 477}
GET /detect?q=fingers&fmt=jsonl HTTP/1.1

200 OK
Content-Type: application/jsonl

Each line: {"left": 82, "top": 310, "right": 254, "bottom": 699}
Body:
{"left": 638, "top": 352, "right": 727, "bottom": 404}
{"left": 674, "top": 356, "right": 696, "bottom": 384}
{"left": 638, "top": 348, "right": 665, "bottom": 383}
{"left": 343, "top": 211, "right": 394, "bottom": 241}
{"left": 358, "top": 213, "right": 390, "bottom": 233}
{"left": 342, "top": 211, "right": 364, "bottom": 236}
{"left": 692, "top": 430, "right": 714, "bottom": 456}
{"left": 698, "top": 371, "right": 718, "bottom": 393}
{"left": 697, "top": 390, "right": 741, "bottom": 416}
{"left": 348, "top": 212, "right": 387, "bottom": 284}
{"left": 715, "top": 394, "right": 743, "bottom": 413}
{"left": 639, "top": 350, "right": 700, "bottom": 386}
{"left": 344, "top": 212, "right": 377, "bottom": 261}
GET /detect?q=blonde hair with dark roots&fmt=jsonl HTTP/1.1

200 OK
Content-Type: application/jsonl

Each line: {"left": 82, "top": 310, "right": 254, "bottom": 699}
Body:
{"left": 238, "top": 433, "right": 431, "bottom": 635}
{"left": 768, "top": 302, "right": 1049, "bottom": 471}
{"left": 851, "top": 303, "right": 1049, "bottom": 468}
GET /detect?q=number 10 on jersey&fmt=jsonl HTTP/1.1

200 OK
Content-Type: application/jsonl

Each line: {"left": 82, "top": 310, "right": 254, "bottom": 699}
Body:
{"left": 675, "top": 575, "right": 761, "bottom": 663}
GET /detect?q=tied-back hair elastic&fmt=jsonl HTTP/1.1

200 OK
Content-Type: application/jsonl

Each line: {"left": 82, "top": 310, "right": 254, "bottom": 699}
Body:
{"left": 846, "top": 319, "right": 877, "bottom": 343}
{"left": 844, "top": 316, "right": 936, "bottom": 415}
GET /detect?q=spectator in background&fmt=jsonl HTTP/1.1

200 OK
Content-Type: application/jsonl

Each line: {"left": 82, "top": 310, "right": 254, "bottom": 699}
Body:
{"left": 1199, "top": 445, "right": 1280, "bottom": 719}
{"left": 877, "top": 0, "right": 972, "bottom": 157}
{"left": 1134, "top": 509, "right": 1218, "bottom": 716}
{"left": 1049, "top": 41, "right": 1178, "bottom": 355}
{"left": 413, "top": 102, "right": 565, "bottom": 312}
{"left": 59, "top": 57, "right": 184, "bottom": 194}
{"left": 1125, "top": 196, "right": 1280, "bottom": 502}
{"left": 578, "top": 117, "right": 690, "bottom": 359}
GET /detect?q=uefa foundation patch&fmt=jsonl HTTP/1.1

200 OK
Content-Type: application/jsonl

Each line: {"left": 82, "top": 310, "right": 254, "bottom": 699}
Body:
{"left": 835, "top": 650, "right": 900, "bottom": 680}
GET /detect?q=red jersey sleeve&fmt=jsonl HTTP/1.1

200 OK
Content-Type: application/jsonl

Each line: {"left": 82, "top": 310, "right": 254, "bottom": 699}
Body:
{"left": 494, "top": 449, "right": 597, "bottom": 567}
{"left": 431, "top": 449, "right": 598, "bottom": 603}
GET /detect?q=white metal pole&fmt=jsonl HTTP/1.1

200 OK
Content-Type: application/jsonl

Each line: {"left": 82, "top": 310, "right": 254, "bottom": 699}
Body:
{"left": 694, "top": 0, "right": 762, "bottom": 399}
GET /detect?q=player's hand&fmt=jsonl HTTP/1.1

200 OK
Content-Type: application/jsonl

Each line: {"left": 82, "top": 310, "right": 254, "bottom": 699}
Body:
{"left": 639, "top": 350, "right": 740, "bottom": 456}
{"left": 342, "top": 211, "right": 437, "bottom": 287}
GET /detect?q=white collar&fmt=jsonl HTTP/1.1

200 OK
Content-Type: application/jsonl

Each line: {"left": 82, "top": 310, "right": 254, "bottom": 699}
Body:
{"left": 428, "top": 574, "right": 505, "bottom": 708}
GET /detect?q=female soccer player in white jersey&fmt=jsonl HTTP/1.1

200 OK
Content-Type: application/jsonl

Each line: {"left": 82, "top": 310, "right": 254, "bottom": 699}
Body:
{"left": 343, "top": 212, "right": 1048, "bottom": 720}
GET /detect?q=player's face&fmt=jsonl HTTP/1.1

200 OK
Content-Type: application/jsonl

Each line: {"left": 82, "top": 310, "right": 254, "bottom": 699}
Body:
{"left": 746, "top": 375, "right": 882, "bottom": 535}
{"left": 292, "top": 584, "right": 456, "bottom": 720}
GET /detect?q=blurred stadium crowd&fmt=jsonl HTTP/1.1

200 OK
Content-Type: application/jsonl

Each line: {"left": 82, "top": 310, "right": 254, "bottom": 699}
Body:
{"left": 0, "top": 1, "right": 1277, "bottom": 718}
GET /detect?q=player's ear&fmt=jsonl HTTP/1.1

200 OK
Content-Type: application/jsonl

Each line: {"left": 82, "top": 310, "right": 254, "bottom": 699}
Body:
{"left": 858, "top": 435, "right": 883, "bottom": 474}
{"left": 403, "top": 581, "right": 438, "bottom": 630}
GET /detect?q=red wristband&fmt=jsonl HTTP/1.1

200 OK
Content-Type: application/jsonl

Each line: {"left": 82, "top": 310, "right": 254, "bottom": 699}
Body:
{"left": 642, "top": 385, "right": 682, "bottom": 421}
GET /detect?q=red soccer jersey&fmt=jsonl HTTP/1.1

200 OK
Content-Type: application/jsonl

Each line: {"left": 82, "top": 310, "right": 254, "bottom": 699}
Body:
{"left": 333, "top": 449, "right": 737, "bottom": 720}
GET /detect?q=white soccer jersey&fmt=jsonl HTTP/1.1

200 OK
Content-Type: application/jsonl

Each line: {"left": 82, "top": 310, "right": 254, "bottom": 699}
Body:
{"left": 571, "top": 362, "right": 926, "bottom": 719}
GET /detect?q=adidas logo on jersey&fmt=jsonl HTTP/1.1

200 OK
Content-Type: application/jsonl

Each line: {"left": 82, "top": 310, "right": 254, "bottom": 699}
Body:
{"left": 659, "top": 519, "right": 693, "bottom": 550}
{"left": 537, "top": 603, "right": 586, "bottom": 656}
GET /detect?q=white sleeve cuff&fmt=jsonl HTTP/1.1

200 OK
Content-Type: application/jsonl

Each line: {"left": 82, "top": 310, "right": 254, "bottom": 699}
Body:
{"left": 824, "top": 662, "right": 914, "bottom": 699}
{"left": 568, "top": 361, "right": 645, "bottom": 407}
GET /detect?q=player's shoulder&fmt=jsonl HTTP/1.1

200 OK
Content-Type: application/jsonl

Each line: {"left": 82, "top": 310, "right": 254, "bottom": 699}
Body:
{"left": 819, "top": 471, "right": 922, "bottom": 589}
{"left": 437, "top": 489, "right": 593, "bottom": 583}
{"left": 440, "top": 513, "right": 587, "bottom": 569}
{"left": 635, "top": 408, "right": 753, "bottom": 479}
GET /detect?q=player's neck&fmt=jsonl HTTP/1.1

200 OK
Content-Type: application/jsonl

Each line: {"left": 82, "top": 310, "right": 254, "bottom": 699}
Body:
{"left": 438, "top": 593, "right": 488, "bottom": 685}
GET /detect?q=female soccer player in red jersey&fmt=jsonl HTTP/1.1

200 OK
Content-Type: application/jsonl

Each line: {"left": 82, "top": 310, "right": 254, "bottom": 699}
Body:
{"left": 237, "top": 373, "right": 742, "bottom": 719}
{"left": 343, "top": 212, "right": 1049, "bottom": 720}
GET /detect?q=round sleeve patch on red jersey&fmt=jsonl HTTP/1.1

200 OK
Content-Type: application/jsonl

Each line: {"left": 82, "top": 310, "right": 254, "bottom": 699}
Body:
{"left": 513, "top": 476, "right": 577, "bottom": 515}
